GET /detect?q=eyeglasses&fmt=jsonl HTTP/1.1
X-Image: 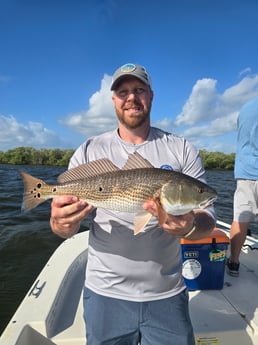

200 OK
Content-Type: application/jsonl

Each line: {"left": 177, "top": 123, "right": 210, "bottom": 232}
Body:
{"left": 115, "top": 87, "right": 147, "bottom": 99}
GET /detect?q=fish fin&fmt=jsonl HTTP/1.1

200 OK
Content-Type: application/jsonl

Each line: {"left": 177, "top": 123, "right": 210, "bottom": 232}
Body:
{"left": 134, "top": 211, "right": 153, "bottom": 235}
{"left": 58, "top": 159, "right": 119, "bottom": 183}
{"left": 123, "top": 152, "right": 154, "bottom": 170}
{"left": 20, "top": 171, "right": 49, "bottom": 212}
{"left": 58, "top": 153, "right": 153, "bottom": 183}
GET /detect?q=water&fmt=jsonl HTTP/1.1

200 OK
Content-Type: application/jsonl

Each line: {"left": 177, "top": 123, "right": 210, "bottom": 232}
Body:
{"left": 0, "top": 164, "right": 258, "bottom": 335}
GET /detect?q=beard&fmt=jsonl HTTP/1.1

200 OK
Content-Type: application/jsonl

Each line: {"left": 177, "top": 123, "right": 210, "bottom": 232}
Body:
{"left": 115, "top": 104, "right": 151, "bottom": 130}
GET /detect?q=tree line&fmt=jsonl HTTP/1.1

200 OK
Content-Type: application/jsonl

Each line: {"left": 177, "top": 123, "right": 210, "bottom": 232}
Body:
{"left": 0, "top": 146, "right": 235, "bottom": 170}
{"left": 0, "top": 147, "right": 75, "bottom": 166}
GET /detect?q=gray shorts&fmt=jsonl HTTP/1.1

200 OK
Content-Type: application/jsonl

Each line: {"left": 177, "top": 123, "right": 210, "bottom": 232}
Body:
{"left": 234, "top": 179, "right": 258, "bottom": 222}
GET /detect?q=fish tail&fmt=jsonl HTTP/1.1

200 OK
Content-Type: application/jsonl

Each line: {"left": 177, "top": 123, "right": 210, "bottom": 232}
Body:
{"left": 20, "top": 171, "right": 50, "bottom": 212}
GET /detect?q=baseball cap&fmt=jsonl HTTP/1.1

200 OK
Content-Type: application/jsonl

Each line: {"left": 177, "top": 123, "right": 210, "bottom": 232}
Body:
{"left": 110, "top": 63, "right": 152, "bottom": 91}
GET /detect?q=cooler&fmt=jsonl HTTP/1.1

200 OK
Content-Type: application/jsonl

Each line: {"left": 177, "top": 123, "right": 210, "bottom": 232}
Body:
{"left": 181, "top": 229, "right": 229, "bottom": 290}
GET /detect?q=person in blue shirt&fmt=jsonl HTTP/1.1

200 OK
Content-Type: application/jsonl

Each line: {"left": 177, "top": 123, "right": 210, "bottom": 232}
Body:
{"left": 227, "top": 96, "right": 258, "bottom": 277}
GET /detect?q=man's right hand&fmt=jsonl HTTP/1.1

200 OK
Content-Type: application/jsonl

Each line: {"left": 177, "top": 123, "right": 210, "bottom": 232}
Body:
{"left": 50, "top": 195, "right": 94, "bottom": 238}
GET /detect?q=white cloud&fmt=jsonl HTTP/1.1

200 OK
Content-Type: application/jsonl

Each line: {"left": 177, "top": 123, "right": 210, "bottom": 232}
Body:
{"left": 60, "top": 74, "right": 117, "bottom": 137}
{"left": 153, "top": 117, "right": 175, "bottom": 130}
{"left": 175, "top": 79, "right": 219, "bottom": 126}
{"left": 60, "top": 71, "right": 258, "bottom": 153}
{"left": 0, "top": 115, "right": 62, "bottom": 151}
{"left": 222, "top": 75, "right": 258, "bottom": 106}
{"left": 239, "top": 67, "right": 251, "bottom": 77}
{"left": 2, "top": 70, "right": 258, "bottom": 153}
{"left": 174, "top": 74, "right": 258, "bottom": 140}
{"left": 179, "top": 111, "right": 238, "bottom": 139}
{"left": 0, "top": 74, "right": 116, "bottom": 152}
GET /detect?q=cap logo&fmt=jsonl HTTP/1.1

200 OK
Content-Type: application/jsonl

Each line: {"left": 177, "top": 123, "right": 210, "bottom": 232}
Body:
{"left": 120, "top": 63, "right": 136, "bottom": 73}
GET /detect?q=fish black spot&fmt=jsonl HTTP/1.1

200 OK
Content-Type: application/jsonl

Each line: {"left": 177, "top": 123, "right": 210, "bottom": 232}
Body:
{"left": 37, "top": 183, "right": 42, "bottom": 189}
{"left": 37, "top": 193, "right": 41, "bottom": 198}
{"left": 99, "top": 187, "right": 103, "bottom": 192}
{"left": 52, "top": 187, "right": 57, "bottom": 192}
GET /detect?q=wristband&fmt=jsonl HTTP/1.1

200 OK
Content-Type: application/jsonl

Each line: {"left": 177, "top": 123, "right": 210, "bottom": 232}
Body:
{"left": 183, "top": 223, "right": 196, "bottom": 238}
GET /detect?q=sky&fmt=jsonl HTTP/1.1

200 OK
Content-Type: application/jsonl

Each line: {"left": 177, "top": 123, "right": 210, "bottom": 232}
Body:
{"left": 1, "top": 0, "right": 258, "bottom": 154}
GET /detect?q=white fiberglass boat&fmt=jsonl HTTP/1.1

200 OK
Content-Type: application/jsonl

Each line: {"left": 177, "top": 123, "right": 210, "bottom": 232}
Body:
{"left": 0, "top": 220, "right": 258, "bottom": 345}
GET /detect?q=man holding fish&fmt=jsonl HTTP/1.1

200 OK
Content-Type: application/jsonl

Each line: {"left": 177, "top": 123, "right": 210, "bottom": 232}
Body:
{"left": 49, "top": 63, "right": 216, "bottom": 345}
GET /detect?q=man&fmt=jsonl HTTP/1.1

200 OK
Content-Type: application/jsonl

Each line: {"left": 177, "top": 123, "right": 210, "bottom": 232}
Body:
{"left": 50, "top": 63, "right": 216, "bottom": 345}
{"left": 227, "top": 96, "right": 258, "bottom": 277}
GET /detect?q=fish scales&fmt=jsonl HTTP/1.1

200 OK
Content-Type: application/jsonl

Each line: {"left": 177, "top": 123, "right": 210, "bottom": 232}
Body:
{"left": 22, "top": 168, "right": 173, "bottom": 213}
{"left": 20, "top": 152, "right": 217, "bottom": 233}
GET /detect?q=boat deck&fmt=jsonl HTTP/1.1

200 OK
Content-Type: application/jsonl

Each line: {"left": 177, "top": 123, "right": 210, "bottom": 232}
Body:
{"left": 189, "top": 244, "right": 258, "bottom": 345}
{"left": 1, "top": 229, "right": 258, "bottom": 345}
